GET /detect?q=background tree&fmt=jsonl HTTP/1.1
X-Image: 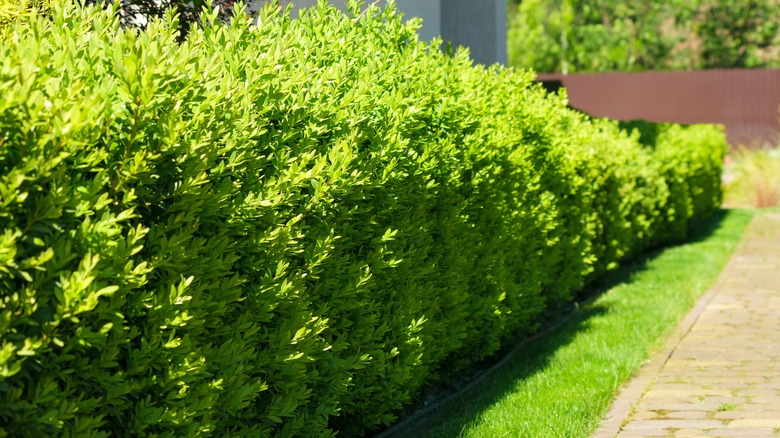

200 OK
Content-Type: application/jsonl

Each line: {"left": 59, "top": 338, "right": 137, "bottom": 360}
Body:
{"left": 508, "top": 0, "right": 687, "bottom": 73}
{"left": 84, "top": 0, "right": 234, "bottom": 39}
{"left": 508, "top": 0, "right": 780, "bottom": 73}
{"left": 688, "top": 0, "right": 780, "bottom": 68}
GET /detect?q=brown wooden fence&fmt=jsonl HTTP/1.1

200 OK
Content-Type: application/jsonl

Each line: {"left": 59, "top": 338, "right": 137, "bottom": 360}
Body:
{"left": 537, "top": 69, "right": 780, "bottom": 148}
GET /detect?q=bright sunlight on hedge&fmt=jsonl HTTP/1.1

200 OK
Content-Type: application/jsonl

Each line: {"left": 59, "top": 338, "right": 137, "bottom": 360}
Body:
{"left": 0, "top": 1, "right": 725, "bottom": 436}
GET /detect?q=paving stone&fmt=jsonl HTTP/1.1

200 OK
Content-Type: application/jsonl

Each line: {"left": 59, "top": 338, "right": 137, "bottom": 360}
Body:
{"left": 744, "top": 396, "right": 780, "bottom": 405}
{"left": 636, "top": 402, "right": 726, "bottom": 411}
{"left": 699, "top": 396, "right": 748, "bottom": 406}
{"left": 631, "top": 411, "right": 660, "bottom": 420}
{"left": 673, "top": 428, "right": 706, "bottom": 437}
{"left": 664, "top": 411, "right": 709, "bottom": 420}
{"left": 736, "top": 389, "right": 778, "bottom": 396}
{"left": 652, "top": 383, "right": 711, "bottom": 391}
{"left": 645, "top": 389, "right": 734, "bottom": 398}
{"left": 622, "top": 420, "right": 723, "bottom": 430}
{"left": 714, "top": 410, "right": 780, "bottom": 420}
{"left": 616, "top": 430, "right": 669, "bottom": 437}
{"left": 705, "top": 428, "right": 779, "bottom": 437}
{"left": 727, "top": 419, "right": 780, "bottom": 428}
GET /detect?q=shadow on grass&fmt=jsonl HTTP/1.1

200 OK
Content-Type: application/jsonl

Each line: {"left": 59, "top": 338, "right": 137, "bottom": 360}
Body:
{"left": 374, "top": 209, "right": 735, "bottom": 438}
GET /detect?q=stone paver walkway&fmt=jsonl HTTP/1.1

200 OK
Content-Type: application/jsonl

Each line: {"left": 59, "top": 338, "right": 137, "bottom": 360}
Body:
{"left": 595, "top": 212, "right": 780, "bottom": 438}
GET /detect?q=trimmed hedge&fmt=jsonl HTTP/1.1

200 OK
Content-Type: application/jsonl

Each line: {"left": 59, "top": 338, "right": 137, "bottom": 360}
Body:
{"left": 618, "top": 120, "right": 726, "bottom": 241}
{"left": 0, "top": 2, "right": 725, "bottom": 436}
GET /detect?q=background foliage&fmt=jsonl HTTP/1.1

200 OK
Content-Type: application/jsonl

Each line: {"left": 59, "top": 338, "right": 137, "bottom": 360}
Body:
{"left": 1, "top": 2, "right": 725, "bottom": 436}
{"left": 508, "top": 0, "right": 780, "bottom": 73}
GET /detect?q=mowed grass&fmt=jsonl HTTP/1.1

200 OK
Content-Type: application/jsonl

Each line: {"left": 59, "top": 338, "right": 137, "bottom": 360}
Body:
{"left": 379, "top": 209, "right": 754, "bottom": 438}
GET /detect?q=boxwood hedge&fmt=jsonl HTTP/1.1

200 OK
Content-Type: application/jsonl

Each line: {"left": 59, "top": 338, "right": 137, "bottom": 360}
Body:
{"left": 0, "top": 2, "right": 725, "bottom": 436}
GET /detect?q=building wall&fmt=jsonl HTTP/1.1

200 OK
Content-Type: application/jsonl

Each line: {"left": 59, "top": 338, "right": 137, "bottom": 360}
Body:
{"left": 395, "top": 0, "right": 441, "bottom": 43}
{"left": 440, "top": 0, "right": 507, "bottom": 66}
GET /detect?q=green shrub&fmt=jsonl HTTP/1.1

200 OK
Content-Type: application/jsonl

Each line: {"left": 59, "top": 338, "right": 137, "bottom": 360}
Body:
{"left": 0, "top": 0, "right": 53, "bottom": 34}
{"left": 0, "top": 2, "right": 725, "bottom": 436}
{"left": 620, "top": 121, "right": 727, "bottom": 240}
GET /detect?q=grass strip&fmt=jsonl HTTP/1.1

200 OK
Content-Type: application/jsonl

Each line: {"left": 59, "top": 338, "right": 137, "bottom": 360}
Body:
{"left": 378, "top": 208, "right": 755, "bottom": 438}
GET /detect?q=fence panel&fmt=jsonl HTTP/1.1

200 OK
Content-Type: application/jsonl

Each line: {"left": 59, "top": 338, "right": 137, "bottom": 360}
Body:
{"left": 537, "top": 69, "right": 780, "bottom": 147}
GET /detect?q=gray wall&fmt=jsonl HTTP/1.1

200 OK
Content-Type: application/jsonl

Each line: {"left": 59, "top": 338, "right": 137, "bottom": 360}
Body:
{"left": 250, "top": 0, "right": 506, "bottom": 65}
{"left": 440, "top": 0, "right": 507, "bottom": 66}
{"left": 395, "top": 0, "right": 441, "bottom": 43}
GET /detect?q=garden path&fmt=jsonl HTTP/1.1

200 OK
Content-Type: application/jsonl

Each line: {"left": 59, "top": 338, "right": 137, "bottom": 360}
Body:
{"left": 594, "top": 212, "right": 780, "bottom": 438}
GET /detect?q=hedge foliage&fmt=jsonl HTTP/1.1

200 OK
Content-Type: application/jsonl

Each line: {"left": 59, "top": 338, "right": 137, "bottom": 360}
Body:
{"left": 0, "top": 2, "right": 726, "bottom": 436}
{"left": 0, "top": 0, "right": 53, "bottom": 30}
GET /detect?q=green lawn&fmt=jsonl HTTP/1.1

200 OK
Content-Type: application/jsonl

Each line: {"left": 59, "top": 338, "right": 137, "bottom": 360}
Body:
{"left": 379, "top": 209, "right": 754, "bottom": 438}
